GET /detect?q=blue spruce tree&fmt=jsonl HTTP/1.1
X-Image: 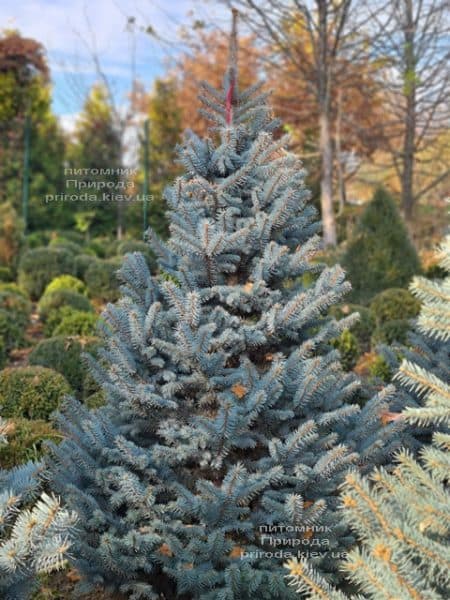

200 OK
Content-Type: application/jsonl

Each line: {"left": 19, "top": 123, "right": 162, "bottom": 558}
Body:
{"left": 0, "top": 416, "right": 76, "bottom": 599}
{"left": 49, "top": 11, "right": 411, "bottom": 599}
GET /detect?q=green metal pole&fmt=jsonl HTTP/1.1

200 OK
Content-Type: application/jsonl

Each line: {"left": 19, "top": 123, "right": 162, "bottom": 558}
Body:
{"left": 22, "top": 114, "right": 31, "bottom": 234}
{"left": 143, "top": 119, "right": 150, "bottom": 240}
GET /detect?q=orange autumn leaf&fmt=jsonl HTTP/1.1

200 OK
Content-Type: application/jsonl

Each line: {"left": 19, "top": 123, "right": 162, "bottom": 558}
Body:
{"left": 231, "top": 383, "right": 247, "bottom": 398}
{"left": 229, "top": 545, "right": 245, "bottom": 559}
{"left": 380, "top": 411, "right": 405, "bottom": 426}
{"left": 158, "top": 543, "right": 173, "bottom": 557}
{"left": 243, "top": 281, "right": 253, "bottom": 293}
{"left": 183, "top": 563, "right": 194, "bottom": 570}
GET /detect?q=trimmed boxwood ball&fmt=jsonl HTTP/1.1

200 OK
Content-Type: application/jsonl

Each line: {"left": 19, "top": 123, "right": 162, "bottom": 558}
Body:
{"left": 371, "top": 318, "right": 411, "bottom": 346}
{"left": 0, "top": 417, "right": 60, "bottom": 469}
{"left": 74, "top": 254, "right": 97, "bottom": 280}
{"left": 43, "top": 274, "right": 87, "bottom": 297}
{"left": 342, "top": 187, "right": 421, "bottom": 304}
{"left": 48, "top": 237, "right": 84, "bottom": 255}
{"left": 369, "top": 288, "right": 420, "bottom": 327}
{"left": 29, "top": 336, "right": 100, "bottom": 398}
{"left": 0, "top": 309, "right": 27, "bottom": 352}
{"left": 0, "top": 290, "right": 31, "bottom": 327}
{"left": 38, "top": 289, "right": 93, "bottom": 322}
{"left": 53, "top": 310, "right": 98, "bottom": 337}
{"left": 84, "top": 258, "right": 122, "bottom": 302}
{"left": 0, "top": 366, "right": 71, "bottom": 420}
{"left": 18, "top": 246, "right": 76, "bottom": 299}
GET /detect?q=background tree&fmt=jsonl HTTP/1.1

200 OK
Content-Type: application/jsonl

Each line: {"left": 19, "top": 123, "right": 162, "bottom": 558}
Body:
{"left": 225, "top": 1, "right": 373, "bottom": 246}
{"left": 367, "top": 0, "right": 450, "bottom": 221}
{"left": 342, "top": 187, "right": 421, "bottom": 304}
{"left": 0, "top": 31, "right": 66, "bottom": 229}
{"left": 68, "top": 84, "right": 122, "bottom": 238}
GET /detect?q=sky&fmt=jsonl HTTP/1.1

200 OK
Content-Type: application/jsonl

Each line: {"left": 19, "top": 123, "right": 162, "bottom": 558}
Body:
{"left": 0, "top": 0, "right": 228, "bottom": 131}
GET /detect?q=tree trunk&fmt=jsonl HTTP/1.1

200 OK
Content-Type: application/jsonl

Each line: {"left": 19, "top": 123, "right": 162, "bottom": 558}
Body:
{"left": 319, "top": 109, "right": 337, "bottom": 246}
{"left": 317, "top": 0, "right": 337, "bottom": 247}
{"left": 336, "top": 87, "right": 346, "bottom": 214}
{"left": 401, "top": 0, "right": 416, "bottom": 221}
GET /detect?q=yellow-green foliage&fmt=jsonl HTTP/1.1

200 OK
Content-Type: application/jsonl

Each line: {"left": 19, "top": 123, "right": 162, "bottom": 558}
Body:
{"left": 0, "top": 366, "right": 71, "bottom": 420}
{"left": 52, "top": 310, "right": 98, "bottom": 337}
{"left": 42, "top": 275, "right": 87, "bottom": 297}
{"left": 38, "top": 290, "right": 93, "bottom": 322}
{"left": 331, "top": 329, "right": 360, "bottom": 371}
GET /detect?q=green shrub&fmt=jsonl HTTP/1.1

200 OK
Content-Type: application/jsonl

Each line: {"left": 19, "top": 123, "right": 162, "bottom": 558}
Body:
{"left": 85, "top": 238, "right": 109, "bottom": 258}
{"left": 0, "top": 309, "right": 26, "bottom": 352}
{"left": 331, "top": 329, "right": 360, "bottom": 371}
{"left": 74, "top": 254, "right": 97, "bottom": 279}
{"left": 53, "top": 310, "right": 98, "bottom": 337}
{"left": 48, "top": 238, "right": 83, "bottom": 255}
{"left": 84, "top": 258, "right": 122, "bottom": 302}
{"left": 53, "top": 230, "right": 85, "bottom": 245}
{"left": 0, "top": 202, "right": 24, "bottom": 271}
{"left": 330, "top": 303, "right": 375, "bottom": 353}
{"left": 0, "top": 417, "right": 60, "bottom": 469}
{"left": 0, "top": 290, "right": 31, "bottom": 326}
{"left": 18, "top": 246, "right": 75, "bottom": 299}
{"left": 0, "top": 266, "right": 13, "bottom": 282}
{"left": 371, "top": 319, "right": 411, "bottom": 346}
{"left": 116, "top": 240, "right": 157, "bottom": 272}
{"left": 369, "top": 354, "right": 393, "bottom": 382}
{"left": 29, "top": 336, "right": 100, "bottom": 398}
{"left": 43, "top": 274, "right": 87, "bottom": 297}
{"left": 369, "top": 288, "right": 420, "bottom": 326}
{"left": 342, "top": 188, "right": 421, "bottom": 304}
{"left": 0, "top": 366, "right": 71, "bottom": 420}
{"left": 24, "top": 231, "right": 52, "bottom": 248}
{"left": 0, "top": 282, "right": 29, "bottom": 299}
{"left": 38, "top": 290, "right": 93, "bottom": 322}
{"left": 0, "top": 336, "right": 6, "bottom": 370}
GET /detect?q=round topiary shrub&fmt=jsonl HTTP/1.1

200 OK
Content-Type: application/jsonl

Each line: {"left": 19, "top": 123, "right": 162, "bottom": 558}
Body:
{"left": 18, "top": 246, "right": 76, "bottom": 299}
{"left": 0, "top": 366, "right": 71, "bottom": 420}
{"left": 116, "top": 240, "right": 157, "bottom": 272}
{"left": 43, "top": 274, "right": 87, "bottom": 297}
{"left": 331, "top": 329, "right": 360, "bottom": 371}
{"left": 74, "top": 254, "right": 97, "bottom": 280}
{"left": 28, "top": 336, "right": 100, "bottom": 398}
{"left": 0, "top": 417, "right": 60, "bottom": 469}
{"left": 53, "top": 310, "right": 98, "bottom": 337}
{"left": 84, "top": 258, "right": 122, "bottom": 302}
{"left": 38, "top": 290, "right": 93, "bottom": 322}
{"left": 0, "top": 309, "right": 27, "bottom": 352}
{"left": 0, "top": 290, "right": 31, "bottom": 328}
{"left": 371, "top": 319, "right": 411, "bottom": 346}
{"left": 48, "top": 238, "right": 83, "bottom": 255}
{"left": 369, "top": 288, "right": 420, "bottom": 327}
{"left": 24, "top": 231, "right": 52, "bottom": 249}
{"left": 342, "top": 187, "right": 421, "bottom": 304}
{"left": 369, "top": 354, "right": 393, "bottom": 383}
